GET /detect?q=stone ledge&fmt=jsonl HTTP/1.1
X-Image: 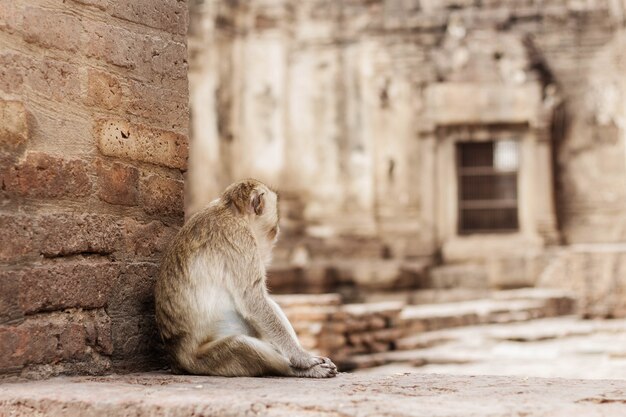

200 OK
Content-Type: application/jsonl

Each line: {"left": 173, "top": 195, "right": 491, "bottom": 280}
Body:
{"left": 1, "top": 372, "right": 625, "bottom": 416}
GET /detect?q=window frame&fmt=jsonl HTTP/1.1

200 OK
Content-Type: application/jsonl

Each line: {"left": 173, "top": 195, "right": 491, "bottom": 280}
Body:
{"left": 455, "top": 140, "right": 520, "bottom": 235}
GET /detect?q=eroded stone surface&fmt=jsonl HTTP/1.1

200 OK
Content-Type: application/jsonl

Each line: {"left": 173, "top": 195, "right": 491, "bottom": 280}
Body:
{"left": 1, "top": 373, "right": 625, "bottom": 417}
{"left": 357, "top": 317, "right": 626, "bottom": 381}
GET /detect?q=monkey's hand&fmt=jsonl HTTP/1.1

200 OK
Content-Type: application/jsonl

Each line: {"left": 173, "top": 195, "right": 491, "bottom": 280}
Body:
{"left": 289, "top": 352, "right": 328, "bottom": 369}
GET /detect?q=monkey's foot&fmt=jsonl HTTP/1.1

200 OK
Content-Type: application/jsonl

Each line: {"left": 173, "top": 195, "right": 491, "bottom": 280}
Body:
{"left": 293, "top": 361, "right": 338, "bottom": 378}
{"left": 290, "top": 355, "right": 325, "bottom": 369}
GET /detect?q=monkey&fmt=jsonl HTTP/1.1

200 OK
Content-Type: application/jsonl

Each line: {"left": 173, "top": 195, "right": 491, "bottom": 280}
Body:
{"left": 154, "top": 179, "right": 337, "bottom": 378}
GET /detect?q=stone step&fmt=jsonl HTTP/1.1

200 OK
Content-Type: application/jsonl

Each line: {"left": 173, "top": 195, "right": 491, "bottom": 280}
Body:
{"left": 1, "top": 373, "right": 624, "bottom": 417}
{"left": 352, "top": 317, "right": 626, "bottom": 379}
{"left": 363, "top": 288, "right": 491, "bottom": 305}
{"left": 273, "top": 289, "right": 577, "bottom": 370}
{"left": 399, "top": 289, "right": 576, "bottom": 339}
{"left": 343, "top": 290, "right": 577, "bottom": 368}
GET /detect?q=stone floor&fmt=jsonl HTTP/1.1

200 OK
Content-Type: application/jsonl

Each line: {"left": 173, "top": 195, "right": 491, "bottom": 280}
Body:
{"left": 355, "top": 316, "right": 626, "bottom": 380}
{"left": 1, "top": 372, "right": 626, "bottom": 416}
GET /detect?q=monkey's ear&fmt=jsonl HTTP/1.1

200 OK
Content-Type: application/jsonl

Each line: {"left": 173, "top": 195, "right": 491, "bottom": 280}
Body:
{"left": 250, "top": 191, "right": 265, "bottom": 215}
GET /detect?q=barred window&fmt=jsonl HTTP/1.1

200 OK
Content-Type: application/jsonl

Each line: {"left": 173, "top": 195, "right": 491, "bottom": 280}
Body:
{"left": 457, "top": 140, "right": 519, "bottom": 234}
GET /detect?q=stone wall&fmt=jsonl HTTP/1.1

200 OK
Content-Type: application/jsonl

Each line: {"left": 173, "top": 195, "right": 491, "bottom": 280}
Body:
{"left": 0, "top": 0, "right": 189, "bottom": 378}
{"left": 539, "top": 244, "right": 626, "bottom": 318}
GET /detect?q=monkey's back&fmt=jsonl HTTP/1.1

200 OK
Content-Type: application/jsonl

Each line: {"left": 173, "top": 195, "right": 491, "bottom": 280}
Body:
{"left": 154, "top": 201, "right": 258, "bottom": 366}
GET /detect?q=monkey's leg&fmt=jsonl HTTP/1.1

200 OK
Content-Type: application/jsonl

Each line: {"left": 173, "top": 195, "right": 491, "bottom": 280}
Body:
{"left": 188, "top": 335, "right": 336, "bottom": 378}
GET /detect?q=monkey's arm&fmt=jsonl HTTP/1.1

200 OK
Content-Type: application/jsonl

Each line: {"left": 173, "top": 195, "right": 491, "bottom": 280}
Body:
{"left": 229, "top": 272, "right": 321, "bottom": 369}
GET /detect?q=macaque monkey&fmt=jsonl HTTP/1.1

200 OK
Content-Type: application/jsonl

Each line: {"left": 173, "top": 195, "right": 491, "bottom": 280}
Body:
{"left": 155, "top": 179, "right": 337, "bottom": 377}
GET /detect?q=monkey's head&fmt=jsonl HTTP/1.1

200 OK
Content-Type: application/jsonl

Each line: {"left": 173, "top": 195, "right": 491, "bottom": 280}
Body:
{"left": 222, "top": 179, "right": 280, "bottom": 242}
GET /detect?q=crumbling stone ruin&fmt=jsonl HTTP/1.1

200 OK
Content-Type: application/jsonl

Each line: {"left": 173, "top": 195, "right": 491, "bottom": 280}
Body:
{"left": 2, "top": 0, "right": 626, "bottom": 383}
{"left": 188, "top": 0, "right": 626, "bottom": 315}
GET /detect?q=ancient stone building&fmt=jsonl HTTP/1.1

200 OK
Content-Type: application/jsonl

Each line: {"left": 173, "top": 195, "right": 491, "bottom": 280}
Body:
{"left": 188, "top": 0, "right": 626, "bottom": 311}
{"left": 1, "top": 0, "right": 625, "bottom": 382}
{"left": 0, "top": 0, "right": 189, "bottom": 377}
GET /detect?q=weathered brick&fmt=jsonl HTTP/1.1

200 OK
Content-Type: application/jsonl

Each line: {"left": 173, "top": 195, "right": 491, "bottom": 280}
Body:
{"left": 86, "top": 69, "right": 124, "bottom": 111}
{"left": 0, "top": 325, "right": 31, "bottom": 370}
{"left": 122, "top": 219, "right": 178, "bottom": 258}
{"left": 109, "top": 0, "right": 189, "bottom": 35}
{"left": 147, "top": 38, "right": 188, "bottom": 81}
{"left": 85, "top": 22, "right": 144, "bottom": 69}
{"left": 0, "top": 53, "right": 28, "bottom": 95}
{"left": 22, "top": 7, "right": 83, "bottom": 53}
{"left": 96, "top": 119, "right": 188, "bottom": 169}
{"left": 16, "top": 260, "right": 118, "bottom": 314}
{"left": 108, "top": 263, "right": 160, "bottom": 359}
{"left": 0, "top": 310, "right": 112, "bottom": 371}
{"left": 140, "top": 174, "right": 184, "bottom": 218}
{"left": 0, "top": 100, "right": 28, "bottom": 158}
{"left": 1, "top": 152, "right": 91, "bottom": 199}
{"left": 0, "top": 214, "right": 36, "bottom": 262}
{"left": 127, "top": 81, "right": 188, "bottom": 131}
{"left": 109, "top": 263, "right": 158, "bottom": 317}
{"left": 0, "top": 101, "right": 28, "bottom": 146}
{"left": 0, "top": 211, "right": 177, "bottom": 263}
{"left": 0, "top": 271, "right": 22, "bottom": 324}
{"left": 96, "top": 159, "right": 139, "bottom": 206}
{"left": 0, "top": 212, "right": 123, "bottom": 261}
{"left": 26, "top": 58, "right": 81, "bottom": 103}
{"left": 38, "top": 213, "right": 123, "bottom": 258}
{"left": 0, "top": 1, "right": 20, "bottom": 34}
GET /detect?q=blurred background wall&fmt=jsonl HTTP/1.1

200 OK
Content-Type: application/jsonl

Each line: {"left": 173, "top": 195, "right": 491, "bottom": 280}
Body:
{"left": 187, "top": 0, "right": 626, "bottom": 312}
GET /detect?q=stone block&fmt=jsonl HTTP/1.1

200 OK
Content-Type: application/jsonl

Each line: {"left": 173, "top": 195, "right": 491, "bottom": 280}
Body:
{"left": 15, "top": 260, "right": 118, "bottom": 314}
{"left": 107, "top": 262, "right": 160, "bottom": 362}
{"left": 425, "top": 83, "right": 542, "bottom": 126}
{"left": 22, "top": 7, "right": 83, "bottom": 53}
{"left": 86, "top": 69, "right": 123, "bottom": 111}
{"left": 96, "top": 119, "right": 188, "bottom": 169}
{"left": 122, "top": 219, "right": 178, "bottom": 259}
{"left": 139, "top": 174, "right": 185, "bottom": 218}
{"left": 127, "top": 80, "right": 188, "bottom": 131}
{"left": 0, "top": 152, "right": 92, "bottom": 199}
{"left": 0, "top": 1, "right": 20, "bottom": 34}
{"left": 0, "top": 53, "right": 28, "bottom": 95}
{"left": 0, "top": 273, "right": 22, "bottom": 325}
{"left": 0, "top": 212, "right": 124, "bottom": 261}
{"left": 96, "top": 159, "right": 140, "bottom": 206}
{"left": 85, "top": 22, "right": 144, "bottom": 69}
{"left": 108, "top": 262, "right": 158, "bottom": 317}
{"left": 0, "top": 100, "right": 28, "bottom": 155}
{"left": 26, "top": 58, "right": 81, "bottom": 103}
{"left": 0, "top": 214, "right": 36, "bottom": 263}
{"left": 146, "top": 38, "right": 188, "bottom": 81}
{"left": 37, "top": 213, "right": 123, "bottom": 258}
{"left": 0, "top": 310, "right": 112, "bottom": 371}
{"left": 108, "top": 0, "right": 189, "bottom": 35}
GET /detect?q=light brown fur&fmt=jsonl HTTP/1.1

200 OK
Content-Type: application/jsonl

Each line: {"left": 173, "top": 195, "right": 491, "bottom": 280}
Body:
{"left": 154, "top": 179, "right": 337, "bottom": 377}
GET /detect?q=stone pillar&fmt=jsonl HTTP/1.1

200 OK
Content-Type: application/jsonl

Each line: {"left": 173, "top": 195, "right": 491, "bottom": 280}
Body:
{"left": 0, "top": 0, "right": 189, "bottom": 378}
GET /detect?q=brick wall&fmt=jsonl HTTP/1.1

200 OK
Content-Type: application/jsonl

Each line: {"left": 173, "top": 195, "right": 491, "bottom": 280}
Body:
{"left": 0, "top": 0, "right": 189, "bottom": 378}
